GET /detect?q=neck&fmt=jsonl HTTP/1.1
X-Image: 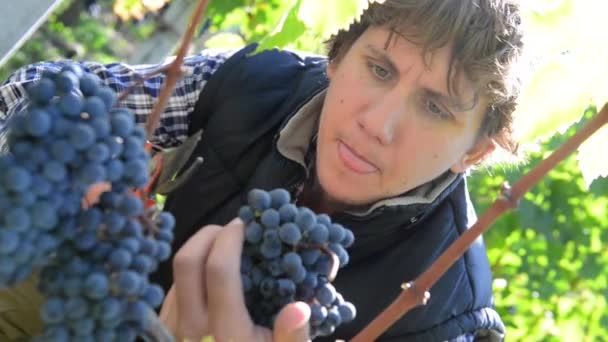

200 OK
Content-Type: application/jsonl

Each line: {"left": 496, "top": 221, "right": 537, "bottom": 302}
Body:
{"left": 296, "top": 168, "right": 371, "bottom": 216}
{"left": 297, "top": 174, "right": 334, "bottom": 215}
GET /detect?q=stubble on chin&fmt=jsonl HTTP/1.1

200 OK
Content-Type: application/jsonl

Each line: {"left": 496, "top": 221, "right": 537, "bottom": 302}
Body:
{"left": 307, "top": 167, "right": 375, "bottom": 214}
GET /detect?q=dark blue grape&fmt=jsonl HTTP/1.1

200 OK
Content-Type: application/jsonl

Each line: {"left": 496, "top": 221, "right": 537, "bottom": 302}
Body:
{"left": 341, "top": 228, "right": 355, "bottom": 248}
{"left": 269, "top": 188, "right": 291, "bottom": 208}
{"left": 29, "top": 78, "right": 56, "bottom": 104}
{"left": 119, "top": 195, "right": 144, "bottom": 217}
{"left": 242, "top": 274, "right": 253, "bottom": 292}
{"left": 26, "top": 109, "right": 52, "bottom": 136}
{"left": 308, "top": 224, "right": 329, "bottom": 244}
{"left": 260, "top": 240, "right": 282, "bottom": 259}
{"left": 278, "top": 203, "right": 297, "bottom": 223}
{"left": 83, "top": 96, "right": 107, "bottom": 118}
{"left": 278, "top": 222, "right": 301, "bottom": 245}
{"left": 300, "top": 249, "right": 321, "bottom": 266}
{"left": 5, "top": 208, "right": 31, "bottom": 231}
{"left": 56, "top": 70, "right": 79, "bottom": 92}
{"left": 260, "top": 208, "right": 280, "bottom": 229}
{"left": 316, "top": 283, "right": 337, "bottom": 306}
{"left": 310, "top": 303, "right": 327, "bottom": 326}
{"left": 84, "top": 273, "right": 110, "bottom": 300}
{"left": 4, "top": 166, "right": 32, "bottom": 192}
{"left": 326, "top": 306, "right": 342, "bottom": 326}
{"left": 265, "top": 258, "right": 281, "bottom": 277}
{"left": 338, "top": 302, "right": 356, "bottom": 323}
{"left": 43, "top": 161, "right": 67, "bottom": 182}
{"left": 111, "top": 112, "right": 134, "bottom": 137}
{"left": 142, "top": 284, "right": 164, "bottom": 308}
{"left": 328, "top": 223, "right": 346, "bottom": 244}
{"left": 295, "top": 207, "right": 316, "bottom": 231}
{"left": 109, "top": 249, "right": 132, "bottom": 269}
{"left": 245, "top": 222, "right": 263, "bottom": 244}
{"left": 96, "top": 87, "right": 117, "bottom": 110}
{"left": 69, "top": 124, "right": 96, "bottom": 150}
{"left": 239, "top": 205, "right": 255, "bottom": 223}
{"left": 65, "top": 297, "right": 88, "bottom": 320}
{"left": 0, "top": 230, "right": 20, "bottom": 254}
{"left": 248, "top": 188, "right": 271, "bottom": 212}
{"left": 281, "top": 252, "right": 302, "bottom": 274}
{"left": 40, "top": 298, "right": 65, "bottom": 324}
{"left": 277, "top": 278, "right": 296, "bottom": 297}
{"left": 86, "top": 143, "right": 110, "bottom": 162}
{"left": 58, "top": 92, "right": 84, "bottom": 116}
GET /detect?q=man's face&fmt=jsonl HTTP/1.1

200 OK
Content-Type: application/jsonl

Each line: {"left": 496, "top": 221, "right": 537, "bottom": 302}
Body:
{"left": 316, "top": 26, "right": 492, "bottom": 206}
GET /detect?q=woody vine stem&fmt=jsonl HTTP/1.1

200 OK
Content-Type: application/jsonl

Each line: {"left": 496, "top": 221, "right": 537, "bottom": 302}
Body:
{"left": 134, "top": 0, "right": 608, "bottom": 340}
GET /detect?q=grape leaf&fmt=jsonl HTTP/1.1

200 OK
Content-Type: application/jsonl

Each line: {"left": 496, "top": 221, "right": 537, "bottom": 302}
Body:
{"left": 255, "top": 0, "right": 307, "bottom": 52}
{"left": 297, "top": 0, "right": 371, "bottom": 39}
{"left": 205, "top": 0, "right": 247, "bottom": 26}
{"left": 577, "top": 114, "right": 608, "bottom": 187}
{"left": 513, "top": 0, "right": 608, "bottom": 143}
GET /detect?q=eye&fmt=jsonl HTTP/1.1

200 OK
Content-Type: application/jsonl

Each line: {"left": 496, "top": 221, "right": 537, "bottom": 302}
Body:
{"left": 425, "top": 99, "right": 453, "bottom": 120}
{"left": 368, "top": 62, "right": 392, "bottom": 81}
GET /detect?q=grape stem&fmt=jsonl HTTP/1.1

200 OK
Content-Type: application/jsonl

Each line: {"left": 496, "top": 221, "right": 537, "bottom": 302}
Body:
{"left": 296, "top": 243, "right": 340, "bottom": 282}
{"left": 141, "top": 306, "right": 176, "bottom": 342}
{"left": 350, "top": 102, "right": 608, "bottom": 342}
{"left": 143, "top": 0, "right": 211, "bottom": 139}
{"left": 116, "top": 64, "right": 172, "bottom": 103}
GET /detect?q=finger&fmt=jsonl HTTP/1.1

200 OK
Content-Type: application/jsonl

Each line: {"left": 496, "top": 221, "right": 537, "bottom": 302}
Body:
{"left": 82, "top": 182, "right": 111, "bottom": 208}
{"left": 205, "top": 218, "right": 254, "bottom": 341}
{"left": 159, "top": 285, "right": 178, "bottom": 334}
{"left": 172, "top": 224, "right": 223, "bottom": 340}
{"left": 273, "top": 302, "right": 311, "bottom": 342}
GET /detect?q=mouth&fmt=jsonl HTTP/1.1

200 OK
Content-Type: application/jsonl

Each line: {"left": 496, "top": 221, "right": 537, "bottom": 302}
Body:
{"left": 337, "top": 140, "right": 379, "bottom": 174}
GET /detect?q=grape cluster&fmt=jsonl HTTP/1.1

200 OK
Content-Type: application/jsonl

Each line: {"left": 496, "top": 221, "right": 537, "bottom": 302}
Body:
{"left": 239, "top": 188, "right": 356, "bottom": 338}
{"left": 0, "top": 65, "right": 174, "bottom": 340}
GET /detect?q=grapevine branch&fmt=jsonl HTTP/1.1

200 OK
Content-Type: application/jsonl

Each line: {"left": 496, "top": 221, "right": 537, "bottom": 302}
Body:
{"left": 143, "top": 0, "right": 211, "bottom": 139}
{"left": 350, "top": 102, "right": 608, "bottom": 342}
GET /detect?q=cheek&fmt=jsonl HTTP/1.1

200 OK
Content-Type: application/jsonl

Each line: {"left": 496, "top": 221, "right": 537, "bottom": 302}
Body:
{"left": 391, "top": 131, "right": 466, "bottom": 175}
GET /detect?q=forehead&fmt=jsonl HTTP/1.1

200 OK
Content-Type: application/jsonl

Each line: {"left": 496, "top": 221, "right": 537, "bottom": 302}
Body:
{"left": 355, "top": 26, "right": 482, "bottom": 112}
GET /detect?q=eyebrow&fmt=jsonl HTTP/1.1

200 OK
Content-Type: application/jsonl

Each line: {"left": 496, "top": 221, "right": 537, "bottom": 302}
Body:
{"left": 364, "top": 44, "right": 478, "bottom": 112}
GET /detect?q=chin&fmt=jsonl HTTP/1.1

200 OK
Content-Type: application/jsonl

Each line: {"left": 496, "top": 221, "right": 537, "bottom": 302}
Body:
{"left": 316, "top": 167, "right": 374, "bottom": 208}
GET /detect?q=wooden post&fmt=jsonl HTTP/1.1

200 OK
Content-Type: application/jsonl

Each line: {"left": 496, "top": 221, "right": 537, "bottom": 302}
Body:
{"left": 0, "top": 0, "right": 65, "bottom": 67}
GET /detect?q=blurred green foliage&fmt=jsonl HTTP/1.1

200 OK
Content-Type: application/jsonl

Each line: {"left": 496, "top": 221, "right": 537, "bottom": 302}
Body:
{"left": 469, "top": 106, "right": 608, "bottom": 341}
{"left": 0, "top": 0, "right": 158, "bottom": 81}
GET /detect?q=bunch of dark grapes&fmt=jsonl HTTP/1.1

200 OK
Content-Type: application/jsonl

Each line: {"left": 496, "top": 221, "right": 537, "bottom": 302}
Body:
{"left": 0, "top": 64, "right": 174, "bottom": 341}
{"left": 239, "top": 188, "right": 357, "bottom": 338}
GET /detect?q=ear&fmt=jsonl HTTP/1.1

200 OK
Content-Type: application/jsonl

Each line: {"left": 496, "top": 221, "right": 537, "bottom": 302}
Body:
{"left": 326, "top": 61, "right": 337, "bottom": 79}
{"left": 450, "top": 136, "right": 495, "bottom": 173}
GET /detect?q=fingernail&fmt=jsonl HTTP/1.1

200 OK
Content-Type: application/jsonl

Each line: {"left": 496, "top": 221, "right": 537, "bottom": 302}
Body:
{"left": 228, "top": 217, "right": 243, "bottom": 226}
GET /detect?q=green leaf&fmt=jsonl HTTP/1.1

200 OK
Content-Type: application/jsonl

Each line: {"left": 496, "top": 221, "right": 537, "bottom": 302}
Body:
{"left": 255, "top": 0, "right": 307, "bottom": 52}
{"left": 297, "top": 0, "right": 370, "bottom": 39}
{"left": 204, "top": 32, "right": 247, "bottom": 49}
{"left": 513, "top": 0, "right": 608, "bottom": 143}
{"left": 577, "top": 120, "right": 608, "bottom": 187}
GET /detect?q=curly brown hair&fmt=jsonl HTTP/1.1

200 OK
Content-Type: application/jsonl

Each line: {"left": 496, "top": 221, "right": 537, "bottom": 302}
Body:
{"left": 326, "top": 0, "right": 526, "bottom": 165}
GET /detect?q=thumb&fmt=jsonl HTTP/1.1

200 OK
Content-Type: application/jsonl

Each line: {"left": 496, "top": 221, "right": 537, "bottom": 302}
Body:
{"left": 273, "top": 301, "right": 311, "bottom": 342}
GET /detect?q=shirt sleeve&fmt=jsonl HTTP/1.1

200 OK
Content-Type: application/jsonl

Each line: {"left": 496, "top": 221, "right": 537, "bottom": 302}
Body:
{"left": 0, "top": 48, "right": 235, "bottom": 148}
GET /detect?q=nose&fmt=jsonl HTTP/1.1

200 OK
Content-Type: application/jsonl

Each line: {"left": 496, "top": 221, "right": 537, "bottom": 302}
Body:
{"left": 357, "top": 92, "right": 404, "bottom": 145}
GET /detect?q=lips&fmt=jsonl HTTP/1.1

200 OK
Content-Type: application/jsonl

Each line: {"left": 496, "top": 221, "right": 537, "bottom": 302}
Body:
{"left": 337, "top": 141, "right": 379, "bottom": 174}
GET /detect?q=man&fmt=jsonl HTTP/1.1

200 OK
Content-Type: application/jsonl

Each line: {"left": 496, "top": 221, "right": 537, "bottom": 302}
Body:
{"left": 0, "top": 0, "right": 526, "bottom": 341}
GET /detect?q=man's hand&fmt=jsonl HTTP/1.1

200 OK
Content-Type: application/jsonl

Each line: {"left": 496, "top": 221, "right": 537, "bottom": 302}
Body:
{"left": 159, "top": 218, "right": 311, "bottom": 342}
